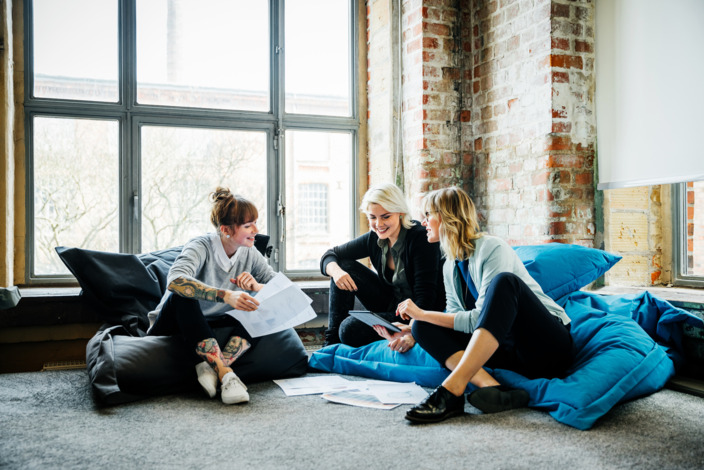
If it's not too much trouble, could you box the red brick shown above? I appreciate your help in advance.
[474,138,483,151]
[424,22,451,37]
[575,40,593,53]
[552,107,568,118]
[547,154,584,168]
[423,37,439,50]
[552,121,571,133]
[548,221,567,236]
[550,54,583,69]
[575,172,593,185]
[552,71,569,83]
[544,136,571,151]
[460,110,472,122]
[473,80,481,93]
[551,3,570,18]
[551,37,570,51]
[687,190,695,204]
[443,67,461,80]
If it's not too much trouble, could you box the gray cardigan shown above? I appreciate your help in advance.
[447,235,571,333]
[147,233,277,329]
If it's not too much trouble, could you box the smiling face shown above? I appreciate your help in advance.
[366,203,402,244]
[221,220,259,253]
[421,210,441,243]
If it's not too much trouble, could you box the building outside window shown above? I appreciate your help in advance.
[674,181,704,287]
[24,0,358,282]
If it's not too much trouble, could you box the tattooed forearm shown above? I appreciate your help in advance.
[168,277,227,303]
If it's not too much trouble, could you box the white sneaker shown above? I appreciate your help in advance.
[195,361,217,398]
[221,371,249,405]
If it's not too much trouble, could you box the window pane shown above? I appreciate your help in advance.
[141,126,268,252]
[686,180,704,276]
[33,0,118,102]
[136,0,269,111]
[285,130,352,270]
[285,0,351,116]
[33,117,119,275]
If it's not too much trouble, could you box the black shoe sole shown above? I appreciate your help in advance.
[467,387,529,414]
[404,409,464,424]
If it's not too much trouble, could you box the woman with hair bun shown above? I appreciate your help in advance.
[320,183,445,350]
[147,187,276,405]
[400,186,574,423]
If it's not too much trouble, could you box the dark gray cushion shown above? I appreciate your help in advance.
[88,324,308,405]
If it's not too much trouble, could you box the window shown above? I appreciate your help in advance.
[673,181,704,287]
[25,0,358,282]
[298,184,328,232]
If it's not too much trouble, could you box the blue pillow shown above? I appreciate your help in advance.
[513,244,621,300]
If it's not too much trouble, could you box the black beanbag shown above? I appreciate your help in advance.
[57,235,309,405]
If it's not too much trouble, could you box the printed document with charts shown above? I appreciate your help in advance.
[226,272,316,337]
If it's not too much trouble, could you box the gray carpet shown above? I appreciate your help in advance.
[1,369,703,469]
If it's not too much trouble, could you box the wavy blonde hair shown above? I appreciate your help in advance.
[421,186,482,259]
[360,183,414,229]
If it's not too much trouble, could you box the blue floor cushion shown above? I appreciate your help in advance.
[309,291,702,430]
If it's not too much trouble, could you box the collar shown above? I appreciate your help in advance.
[376,225,407,251]
[209,232,239,271]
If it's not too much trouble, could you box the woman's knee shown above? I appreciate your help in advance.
[489,272,521,290]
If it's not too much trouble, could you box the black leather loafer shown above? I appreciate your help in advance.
[405,385,464,423]
[467,385,529,414]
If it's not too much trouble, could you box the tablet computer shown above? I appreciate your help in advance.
[349,310,402,333]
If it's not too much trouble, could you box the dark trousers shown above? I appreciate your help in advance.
[326,259,407,347]
[148,293,255,357]
[413,272,573,379]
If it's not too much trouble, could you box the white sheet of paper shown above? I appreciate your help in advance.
[226,273,316,337]
[363,382,428,404]
[274,375,354,396]
[321,390,400,410]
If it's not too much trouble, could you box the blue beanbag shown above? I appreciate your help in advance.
[513,244,622,301]
[309,291,702,430]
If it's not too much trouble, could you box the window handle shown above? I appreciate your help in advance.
[132,192,139,220]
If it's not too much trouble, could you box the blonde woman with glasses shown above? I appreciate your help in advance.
[400,186,573,423]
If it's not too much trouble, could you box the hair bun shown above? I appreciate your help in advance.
[210,187,232,202]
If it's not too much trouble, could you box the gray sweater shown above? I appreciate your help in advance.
[447,235,571,333]
[147,233,277,329]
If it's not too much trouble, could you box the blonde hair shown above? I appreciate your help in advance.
[360,183,414,229]
[209,187,258,231]
[421,186,482,260]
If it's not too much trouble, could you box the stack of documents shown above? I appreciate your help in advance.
[227,273,316,337]
[274,375,428,410]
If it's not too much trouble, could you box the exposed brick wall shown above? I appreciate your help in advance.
[368,0,598,245]
[467,0,596,245]
[400,0,470,209]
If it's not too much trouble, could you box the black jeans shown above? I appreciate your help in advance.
[326,259,407,347]
[149,293,255,356]
[413,272,573,379]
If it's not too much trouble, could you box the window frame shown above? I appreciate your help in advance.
[23,0,359,284]
[672,182,704,288]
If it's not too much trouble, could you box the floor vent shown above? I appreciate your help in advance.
[42,360,86,371]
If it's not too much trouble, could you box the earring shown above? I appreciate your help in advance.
[226,234,231,238]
